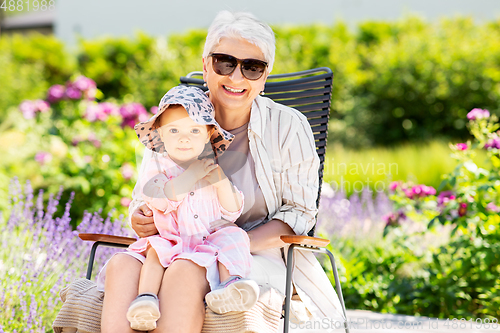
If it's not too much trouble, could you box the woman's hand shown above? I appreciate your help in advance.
[131,204,158,237]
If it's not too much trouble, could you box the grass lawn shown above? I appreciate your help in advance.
[323,139,486,195]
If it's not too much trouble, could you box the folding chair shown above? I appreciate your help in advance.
[79,67,349,333]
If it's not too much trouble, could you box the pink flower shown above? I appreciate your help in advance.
[486,202,500,213]
[150,106,159,115]
[100,102,119,116]
[389,181,400,191]
[65,86,82,100]
[87,133,101,148]
[35,99,50,112]
[456,143,468,151]
[383,211,406,227]
[484,135,500,150]
[34,151,52,165]
[73,76,96,92]
[19,100,37,119]
[71,136,83,146]
[84,104,103,122]
[73,76,97,100]
[47,84,65,103]
[467,108,490,121]
[405,184,436,199]
[120,103,149,129]
[437,191,456,206]
[458,203,467,217]
[121,163,135,180]
[120,197,132,207]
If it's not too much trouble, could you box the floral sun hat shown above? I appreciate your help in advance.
[134,85,234,158]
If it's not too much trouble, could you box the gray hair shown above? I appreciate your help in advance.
[203,11,276,73]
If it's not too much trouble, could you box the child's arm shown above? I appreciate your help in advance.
[204,166,243,213]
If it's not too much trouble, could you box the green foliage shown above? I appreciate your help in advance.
[3,17,500,148]
[348,109,500,318]
[0,33,76,85]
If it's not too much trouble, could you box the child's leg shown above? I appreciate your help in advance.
[206,228,259,314]
[218,261,231,283]
[138,246,165,295]
[127,246,163,331]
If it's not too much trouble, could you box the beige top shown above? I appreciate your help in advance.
[218,122,269,231]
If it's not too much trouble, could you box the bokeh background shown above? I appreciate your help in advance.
[1,1,500,331]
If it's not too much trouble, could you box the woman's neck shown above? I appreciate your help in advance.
[215,106,251,131]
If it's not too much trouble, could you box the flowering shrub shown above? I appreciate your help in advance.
[1,75,153,223]
[0,179,131,332]
[379,108,500,318]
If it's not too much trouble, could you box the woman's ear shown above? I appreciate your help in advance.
[202,57,208,82]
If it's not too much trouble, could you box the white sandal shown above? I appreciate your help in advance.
[205,276,260,314]
[126,293,161,331]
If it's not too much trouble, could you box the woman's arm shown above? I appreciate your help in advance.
[247,219,294,253]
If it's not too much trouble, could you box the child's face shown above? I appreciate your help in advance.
[157,105,211,165]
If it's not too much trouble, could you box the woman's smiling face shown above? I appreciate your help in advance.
[203,37,268,117]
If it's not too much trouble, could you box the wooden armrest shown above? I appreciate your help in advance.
[280,235,330,248]
[78,233,137,246]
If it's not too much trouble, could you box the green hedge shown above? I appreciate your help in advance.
[1,17,500,147]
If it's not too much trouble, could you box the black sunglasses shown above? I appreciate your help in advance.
[209,53,268,80]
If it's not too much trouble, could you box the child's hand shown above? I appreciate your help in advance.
[187,158,219,181]
[203,165,228,188]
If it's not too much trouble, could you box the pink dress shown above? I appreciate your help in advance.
[127,154,252,281]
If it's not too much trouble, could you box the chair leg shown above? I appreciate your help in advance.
[324,249,350,333]
[283,244,297,333]
[283,245,350,333]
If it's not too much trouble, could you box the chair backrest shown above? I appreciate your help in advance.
[180,68,333,228]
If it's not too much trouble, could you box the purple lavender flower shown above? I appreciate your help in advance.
[467,108,490,121]
[34,151,52,165]
[47,84,65,104]
[3,179,131,331]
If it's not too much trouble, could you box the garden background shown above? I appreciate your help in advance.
[1,15,500,331]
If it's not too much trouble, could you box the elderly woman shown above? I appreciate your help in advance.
[100,11,345,333]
